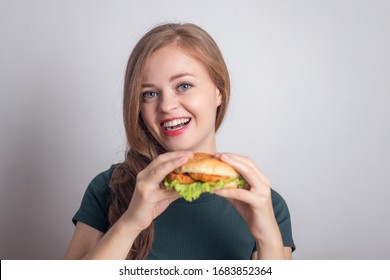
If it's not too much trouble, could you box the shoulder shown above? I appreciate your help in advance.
[89,164,117,190]
[85,164,119,205]
[270,188,292,222]
[270,188,296,251]
[82,165,117,202]
[86,164,117,196]
[72,164,118,233]
[271,189,288,209]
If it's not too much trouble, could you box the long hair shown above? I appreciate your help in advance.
[108,23,231,259]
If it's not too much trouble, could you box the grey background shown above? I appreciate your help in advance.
[1,0,389,259]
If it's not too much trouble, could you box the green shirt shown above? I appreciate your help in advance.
[73,165,295,259]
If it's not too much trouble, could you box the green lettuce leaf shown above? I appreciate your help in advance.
[164,176,246,202]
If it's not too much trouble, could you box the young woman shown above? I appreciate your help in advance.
[64,23,295,260]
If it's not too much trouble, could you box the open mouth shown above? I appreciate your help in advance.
[162,118,191,131]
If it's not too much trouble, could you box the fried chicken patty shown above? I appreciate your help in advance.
[166,172,230,184]
[166,173,195,184]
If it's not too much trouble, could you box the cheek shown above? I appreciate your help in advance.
[140,106,156,128]
[185,94,218,120]
[182,97,205,119]
[186,97,203,110]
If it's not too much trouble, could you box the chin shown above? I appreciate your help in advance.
[158,131,215,152]
[164,144,196,152]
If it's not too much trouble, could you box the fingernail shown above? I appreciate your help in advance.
[221,154,229,160]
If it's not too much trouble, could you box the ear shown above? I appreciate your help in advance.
[216,88,222,107]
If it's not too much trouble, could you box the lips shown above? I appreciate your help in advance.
[160,117,191,136]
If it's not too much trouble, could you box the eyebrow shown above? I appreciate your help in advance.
[141,73,195,88]
[169,72,195,82]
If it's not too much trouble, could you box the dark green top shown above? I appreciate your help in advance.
[73,165,295,259]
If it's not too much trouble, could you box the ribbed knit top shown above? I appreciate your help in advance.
[72,165,295,259]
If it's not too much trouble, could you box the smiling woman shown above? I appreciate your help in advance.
[140,44,222,151]
[64,23,295,260]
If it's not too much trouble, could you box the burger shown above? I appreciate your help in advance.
[164,153,246,202]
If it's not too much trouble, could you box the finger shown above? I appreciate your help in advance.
[138,151,193,184]
[143,181,180,198]
[215,153,271,188]
[214,188,258,206]
[154,194,180,218]
[215,153,263,180]
[217,154,264,189]
[146,182,181,203]
[149,188,180,219]
[146,151,193,172]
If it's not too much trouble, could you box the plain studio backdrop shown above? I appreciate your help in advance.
[1,0,389,260]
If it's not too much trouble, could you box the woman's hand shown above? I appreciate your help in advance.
[122,151,193,233]
[64,151,193,260]
[213,153,288,259]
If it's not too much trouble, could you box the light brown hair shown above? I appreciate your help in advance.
[108,23,231,259]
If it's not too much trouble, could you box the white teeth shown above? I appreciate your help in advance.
[163,118,190,129]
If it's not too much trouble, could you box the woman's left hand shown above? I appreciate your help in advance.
[213,153,272,237]
[213,153,287,259]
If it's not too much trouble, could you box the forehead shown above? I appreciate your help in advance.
[142,44,207,82]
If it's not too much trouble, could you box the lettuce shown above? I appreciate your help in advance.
[164,177,246,202]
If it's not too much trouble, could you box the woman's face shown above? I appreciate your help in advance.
[140,44,222,153]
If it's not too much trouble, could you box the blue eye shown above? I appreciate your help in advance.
[178,83,192,91]
[142,91,158,100]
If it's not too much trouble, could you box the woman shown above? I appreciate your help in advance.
[64,23,295,260]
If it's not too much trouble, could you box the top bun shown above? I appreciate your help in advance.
[175,153,239,177]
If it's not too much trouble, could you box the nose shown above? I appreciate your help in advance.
[158,91,179,113]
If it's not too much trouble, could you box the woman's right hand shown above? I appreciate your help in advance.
[64,151,193,260]
[122,151,193,232]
